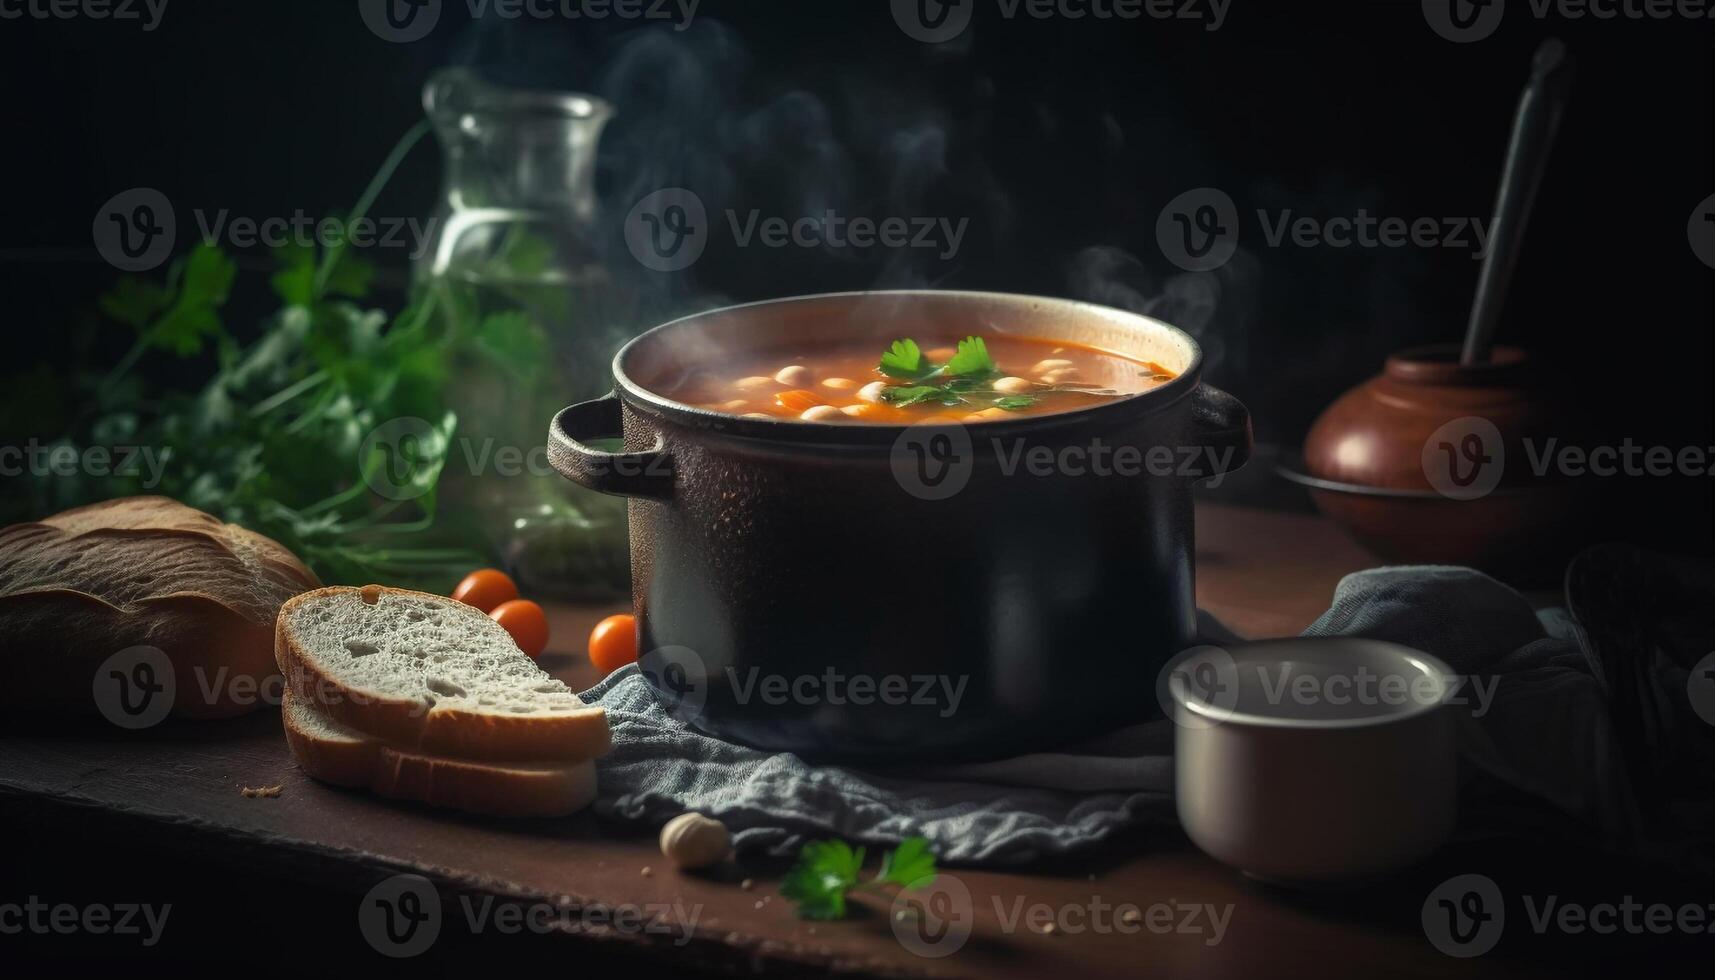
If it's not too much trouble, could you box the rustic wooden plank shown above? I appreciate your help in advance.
[1,505,1541,977]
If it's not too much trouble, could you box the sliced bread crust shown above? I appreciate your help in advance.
[282,690,597,818]
[279,686,381,787]
[275,585,610,763]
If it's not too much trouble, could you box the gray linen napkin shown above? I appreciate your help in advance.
[582,663,1179,864]
[581,567,1635,866]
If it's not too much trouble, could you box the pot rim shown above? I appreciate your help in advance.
[1169,638,1456,731]
[608,289,1207,444]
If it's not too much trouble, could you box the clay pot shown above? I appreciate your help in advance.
[1295,344,1589,583]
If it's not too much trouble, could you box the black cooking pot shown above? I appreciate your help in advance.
[549,291,1250,761]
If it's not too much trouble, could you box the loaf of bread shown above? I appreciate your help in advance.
[0,497,320,720]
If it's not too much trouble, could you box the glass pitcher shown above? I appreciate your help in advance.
[419,67,633,600]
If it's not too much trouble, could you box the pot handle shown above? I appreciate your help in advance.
[1185,383,1253,480]
[548,394,674,500]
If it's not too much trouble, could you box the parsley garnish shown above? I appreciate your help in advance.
[780,837,938,920]
[880,384,962,408]
[943,336,998,379]
[879,339,934,381]
[873,336,1034,413]
[878,336,996,383]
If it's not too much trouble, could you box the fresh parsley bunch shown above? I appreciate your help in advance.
[1,123,554,592]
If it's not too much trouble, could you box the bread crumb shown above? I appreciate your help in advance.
[1120,908,1142,926]
[1042,923,1057,935]
[640,866,653,877]
[739,878,755,891]
[754,900,765,910]
[241,785,282,798]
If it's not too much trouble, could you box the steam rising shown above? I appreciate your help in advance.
[451,18,1235,368]
[1067,246,1250,371]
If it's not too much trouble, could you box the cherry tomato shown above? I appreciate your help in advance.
[588,614,638,675]
[490,599,549,659]
[451,568,518,614]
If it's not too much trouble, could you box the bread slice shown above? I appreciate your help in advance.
[276,585,610,763]
[282,690,596,818]
[0,496,320,720]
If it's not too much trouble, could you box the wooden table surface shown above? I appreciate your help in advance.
[0,505,1579,976]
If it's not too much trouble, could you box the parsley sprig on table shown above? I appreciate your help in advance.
[780,837,938,920]
[876,336,1040,411]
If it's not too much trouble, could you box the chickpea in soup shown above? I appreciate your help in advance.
[673,335,1177,424]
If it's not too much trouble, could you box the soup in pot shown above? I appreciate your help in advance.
[663,335,1177,423]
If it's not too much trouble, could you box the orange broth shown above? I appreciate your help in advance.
[661,336,1177,424]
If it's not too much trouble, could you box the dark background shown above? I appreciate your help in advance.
[1,0,1711,549]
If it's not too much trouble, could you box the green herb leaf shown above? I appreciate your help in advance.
[354,410,458,505]
[270,243,317,307]
[943,377,992,393]
[879,338,932,380]
[178,243,238,306]
[944,336,998,378]
[995,395,1039,411]
[781,839,867,921]
[99,276,174,330]
[490,228,555,279]
[270,264,316,308]
[881,385,958,408]
[146,244,237,355]
[876,837,937,889]
[322,251,375,300]
[473,311,549,382]
[273,243,373,305]
[782,838,939,920]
